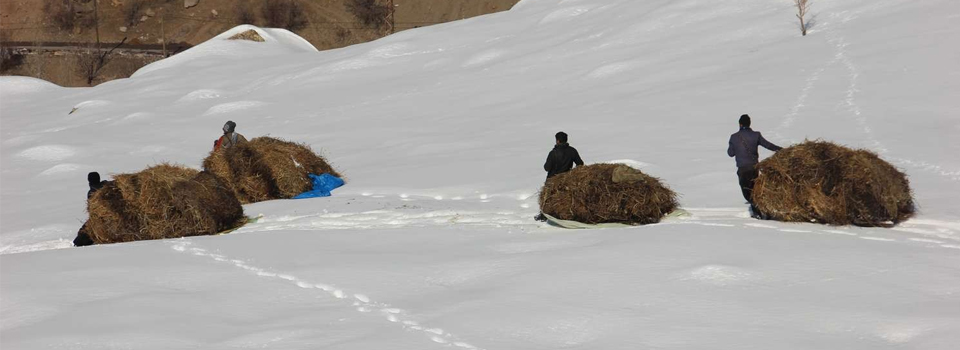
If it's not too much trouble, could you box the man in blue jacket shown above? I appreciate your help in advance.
[727,114,782,214]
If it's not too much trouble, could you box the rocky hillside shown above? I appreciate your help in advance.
[0,0,518,86]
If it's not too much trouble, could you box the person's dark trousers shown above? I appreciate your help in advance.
[737,164,760,204]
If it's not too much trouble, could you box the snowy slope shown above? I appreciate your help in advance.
[2,0,960,348]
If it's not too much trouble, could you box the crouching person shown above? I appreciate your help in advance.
[74,171,107,247]
[214,120,248,152]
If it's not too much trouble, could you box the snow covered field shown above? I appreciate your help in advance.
[2,0,959,348]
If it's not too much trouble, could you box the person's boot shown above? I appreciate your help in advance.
[534,213,548,222]
[749,205,767,220]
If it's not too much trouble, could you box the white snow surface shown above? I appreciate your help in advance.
[2,0,960,348]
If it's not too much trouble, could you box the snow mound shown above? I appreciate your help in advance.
[0,76,60,96]
[132,25,318,78]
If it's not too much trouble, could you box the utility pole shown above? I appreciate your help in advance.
[94,0,102,55]
[389,0,395,34]
[160,12,167,57]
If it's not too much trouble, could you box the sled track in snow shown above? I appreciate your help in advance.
[233,193,960,251]
[672,208,960,250]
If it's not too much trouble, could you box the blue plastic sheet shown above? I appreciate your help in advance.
[292,173,344,199]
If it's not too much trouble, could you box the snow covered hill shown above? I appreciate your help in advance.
[2,0,959,349]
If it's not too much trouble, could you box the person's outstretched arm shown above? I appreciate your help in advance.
[573,149,584,167]
[758,133,783,152]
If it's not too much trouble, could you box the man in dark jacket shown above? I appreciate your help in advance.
[74,172,107,247]
[727,114,782,214]
[536,132,585,221]
[544,131,584,179]
[86,171,105,199]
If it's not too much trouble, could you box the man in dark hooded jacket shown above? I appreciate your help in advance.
[727,114,782,215]
[214,120,248,151]
[544,131,584,179]
[74,172,107,247]
[536,132,585,221]
[85,171,105,199]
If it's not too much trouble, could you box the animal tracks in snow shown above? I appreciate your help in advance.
[169,241,483,349]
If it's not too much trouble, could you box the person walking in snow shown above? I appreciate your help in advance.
[727,114,782,217]
[536,132,585,221]
[74,172,108,247]
[214,120,248,152]
[544,131,585,179]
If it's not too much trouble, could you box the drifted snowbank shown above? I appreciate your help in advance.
[132,25,318,77]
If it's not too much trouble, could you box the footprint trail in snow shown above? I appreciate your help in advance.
[169,240,484,350]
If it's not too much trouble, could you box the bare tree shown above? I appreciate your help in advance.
[32,39,47,80]
[262,1,308,32]
[77,38,127,85]
[795,0,811,36]
[124,0,145,27]
[45,0,78,30]
[0,48,26,73]
[335,27,351,44]
[347,0,391,32]
[44,0,95,31]
[238,7,257,25]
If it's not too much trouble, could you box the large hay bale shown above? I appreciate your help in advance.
[85,164,245,244]
[753,141,914,226]
[539,164,679,225]
[202,137,342,204]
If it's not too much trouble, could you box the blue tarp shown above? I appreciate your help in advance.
[292,173,344,199]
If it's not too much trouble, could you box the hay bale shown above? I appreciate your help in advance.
[539,164,679,225]
[753,141,914,226]
[228,29,265,42]
[85,164,245,244]
[202,137,342,204]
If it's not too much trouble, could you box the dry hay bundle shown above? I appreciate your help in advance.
[753,141,914,226]
[85,164,245,244]
[202,137,342,204]
[539,164,679,225]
